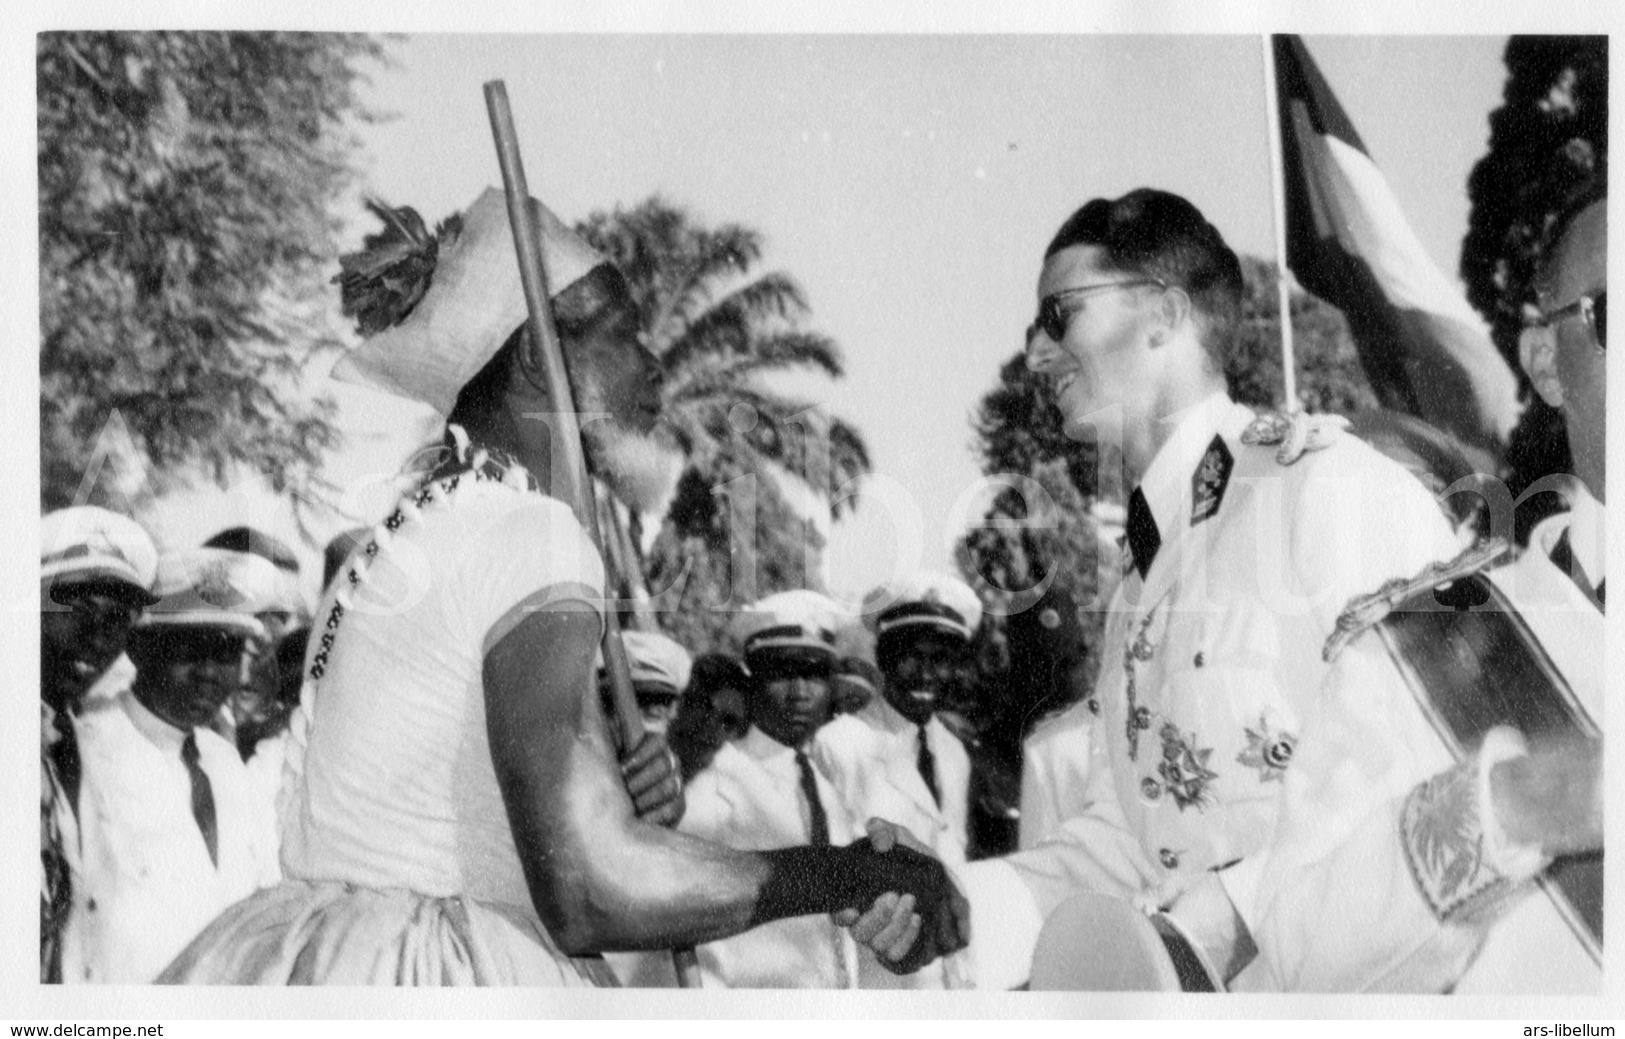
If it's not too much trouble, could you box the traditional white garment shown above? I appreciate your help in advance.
[815,697,973,988]
[1019,697,1097,851]
[956,394,1466,991]
[158,445,612,986]
[61,686,280,983]
[615,726,861,988]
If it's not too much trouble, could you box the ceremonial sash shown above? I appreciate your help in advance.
[1372,571,1601,962]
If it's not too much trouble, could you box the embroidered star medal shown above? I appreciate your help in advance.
[1157,721,1218,811]
[1190,436,1233,526]
[1237,715,1297,783]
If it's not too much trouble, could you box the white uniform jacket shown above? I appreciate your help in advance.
[62,688,281,983]
[957,394,1463,991]
[1244,491,1604,993]
[1019,697,1098,851]
[815,697,973,988]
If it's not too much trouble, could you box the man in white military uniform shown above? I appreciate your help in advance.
[624,591,862,988]
[844,188,1463,991]
[1231,189,1606,993]
[817,571,981,989]
[63,548,284,982]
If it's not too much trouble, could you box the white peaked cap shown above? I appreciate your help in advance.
[139,548,283,639]
[734,589,844,664]
[608,629,694,695]
[41,506,160,603]
[332,187,607,417]
[867,571,983,643]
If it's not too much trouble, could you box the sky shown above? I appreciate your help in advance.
[300,31,1512,601]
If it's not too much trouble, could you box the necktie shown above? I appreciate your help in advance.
[181,734,219,868]
[917,725,941,808]
[794,749,830,846]
[1550,528,1606,613]
[1126,485,1161,581]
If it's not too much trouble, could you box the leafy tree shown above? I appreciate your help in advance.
[1461,35,1606,536]
[39,31,386,512]
[575,198,873,653]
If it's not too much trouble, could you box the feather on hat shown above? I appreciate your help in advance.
[331,188,606,416]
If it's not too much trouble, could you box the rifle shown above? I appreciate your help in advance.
[484,80,703,990]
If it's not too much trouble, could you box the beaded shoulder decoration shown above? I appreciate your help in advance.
[306,425,543,683]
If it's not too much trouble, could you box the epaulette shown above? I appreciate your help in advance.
[1240,410,1350,466]
[1322,537,1512,663]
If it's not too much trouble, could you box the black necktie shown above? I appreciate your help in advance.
[1126,486,1161,581]
[181,734,219,868]
[916,725,941,808]
[1550,528,1605,613]
[794,749,830,846]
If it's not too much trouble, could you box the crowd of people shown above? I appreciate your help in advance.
[39,177,1604,993]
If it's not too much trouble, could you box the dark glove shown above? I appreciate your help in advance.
[752,839,970,972]
[620,731,685,828]
[845,839,968,975]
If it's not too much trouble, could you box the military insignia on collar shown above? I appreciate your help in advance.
[1157,722,1218,810]
[1190,436,1233,526]
[1237,715,1297,783]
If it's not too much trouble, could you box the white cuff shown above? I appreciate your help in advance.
[1475,726,1549,882]
[950,857,1045,990]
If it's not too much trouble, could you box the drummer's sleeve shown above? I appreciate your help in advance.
[952,717,1157,990]
[1222,639,1548,991]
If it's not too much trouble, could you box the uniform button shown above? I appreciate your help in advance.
[1158,848,1180,870]
[1193,651,1205,668]
[1132,637,1155,662]
[1133,706,1153,730]
[1087,698,1101,715]
[1140,777,1163,801]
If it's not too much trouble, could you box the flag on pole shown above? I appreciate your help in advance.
[1271,34,1520,457]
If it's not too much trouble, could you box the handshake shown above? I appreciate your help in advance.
[753,819,969,974]
[833,820,971,974]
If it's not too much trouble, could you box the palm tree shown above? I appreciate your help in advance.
[576,197,872,652]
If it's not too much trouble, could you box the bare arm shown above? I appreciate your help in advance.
[484,602,965,956]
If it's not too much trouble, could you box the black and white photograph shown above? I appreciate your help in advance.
[14,0,1617,1025]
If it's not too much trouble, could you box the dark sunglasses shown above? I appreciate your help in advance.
[1034,278,1166,343]
[1530,291,1606,353]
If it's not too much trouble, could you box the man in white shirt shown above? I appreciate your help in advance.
[62,547,284,983]
[618,590,862,987]
[40,506,161,983]
[818,571,982,988]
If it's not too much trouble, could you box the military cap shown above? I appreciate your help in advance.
[606,629,694,696]
[138,548,284,640]
[203,524,307,617]
[734,590,843,671]
[332,188,607,417]
[41,506,160,606]
[868,571,983,645]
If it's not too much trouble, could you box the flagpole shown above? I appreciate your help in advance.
[1261,34,1300,413]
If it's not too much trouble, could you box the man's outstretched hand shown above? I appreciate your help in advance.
[834,818,971,974]
[620,731,685,828]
